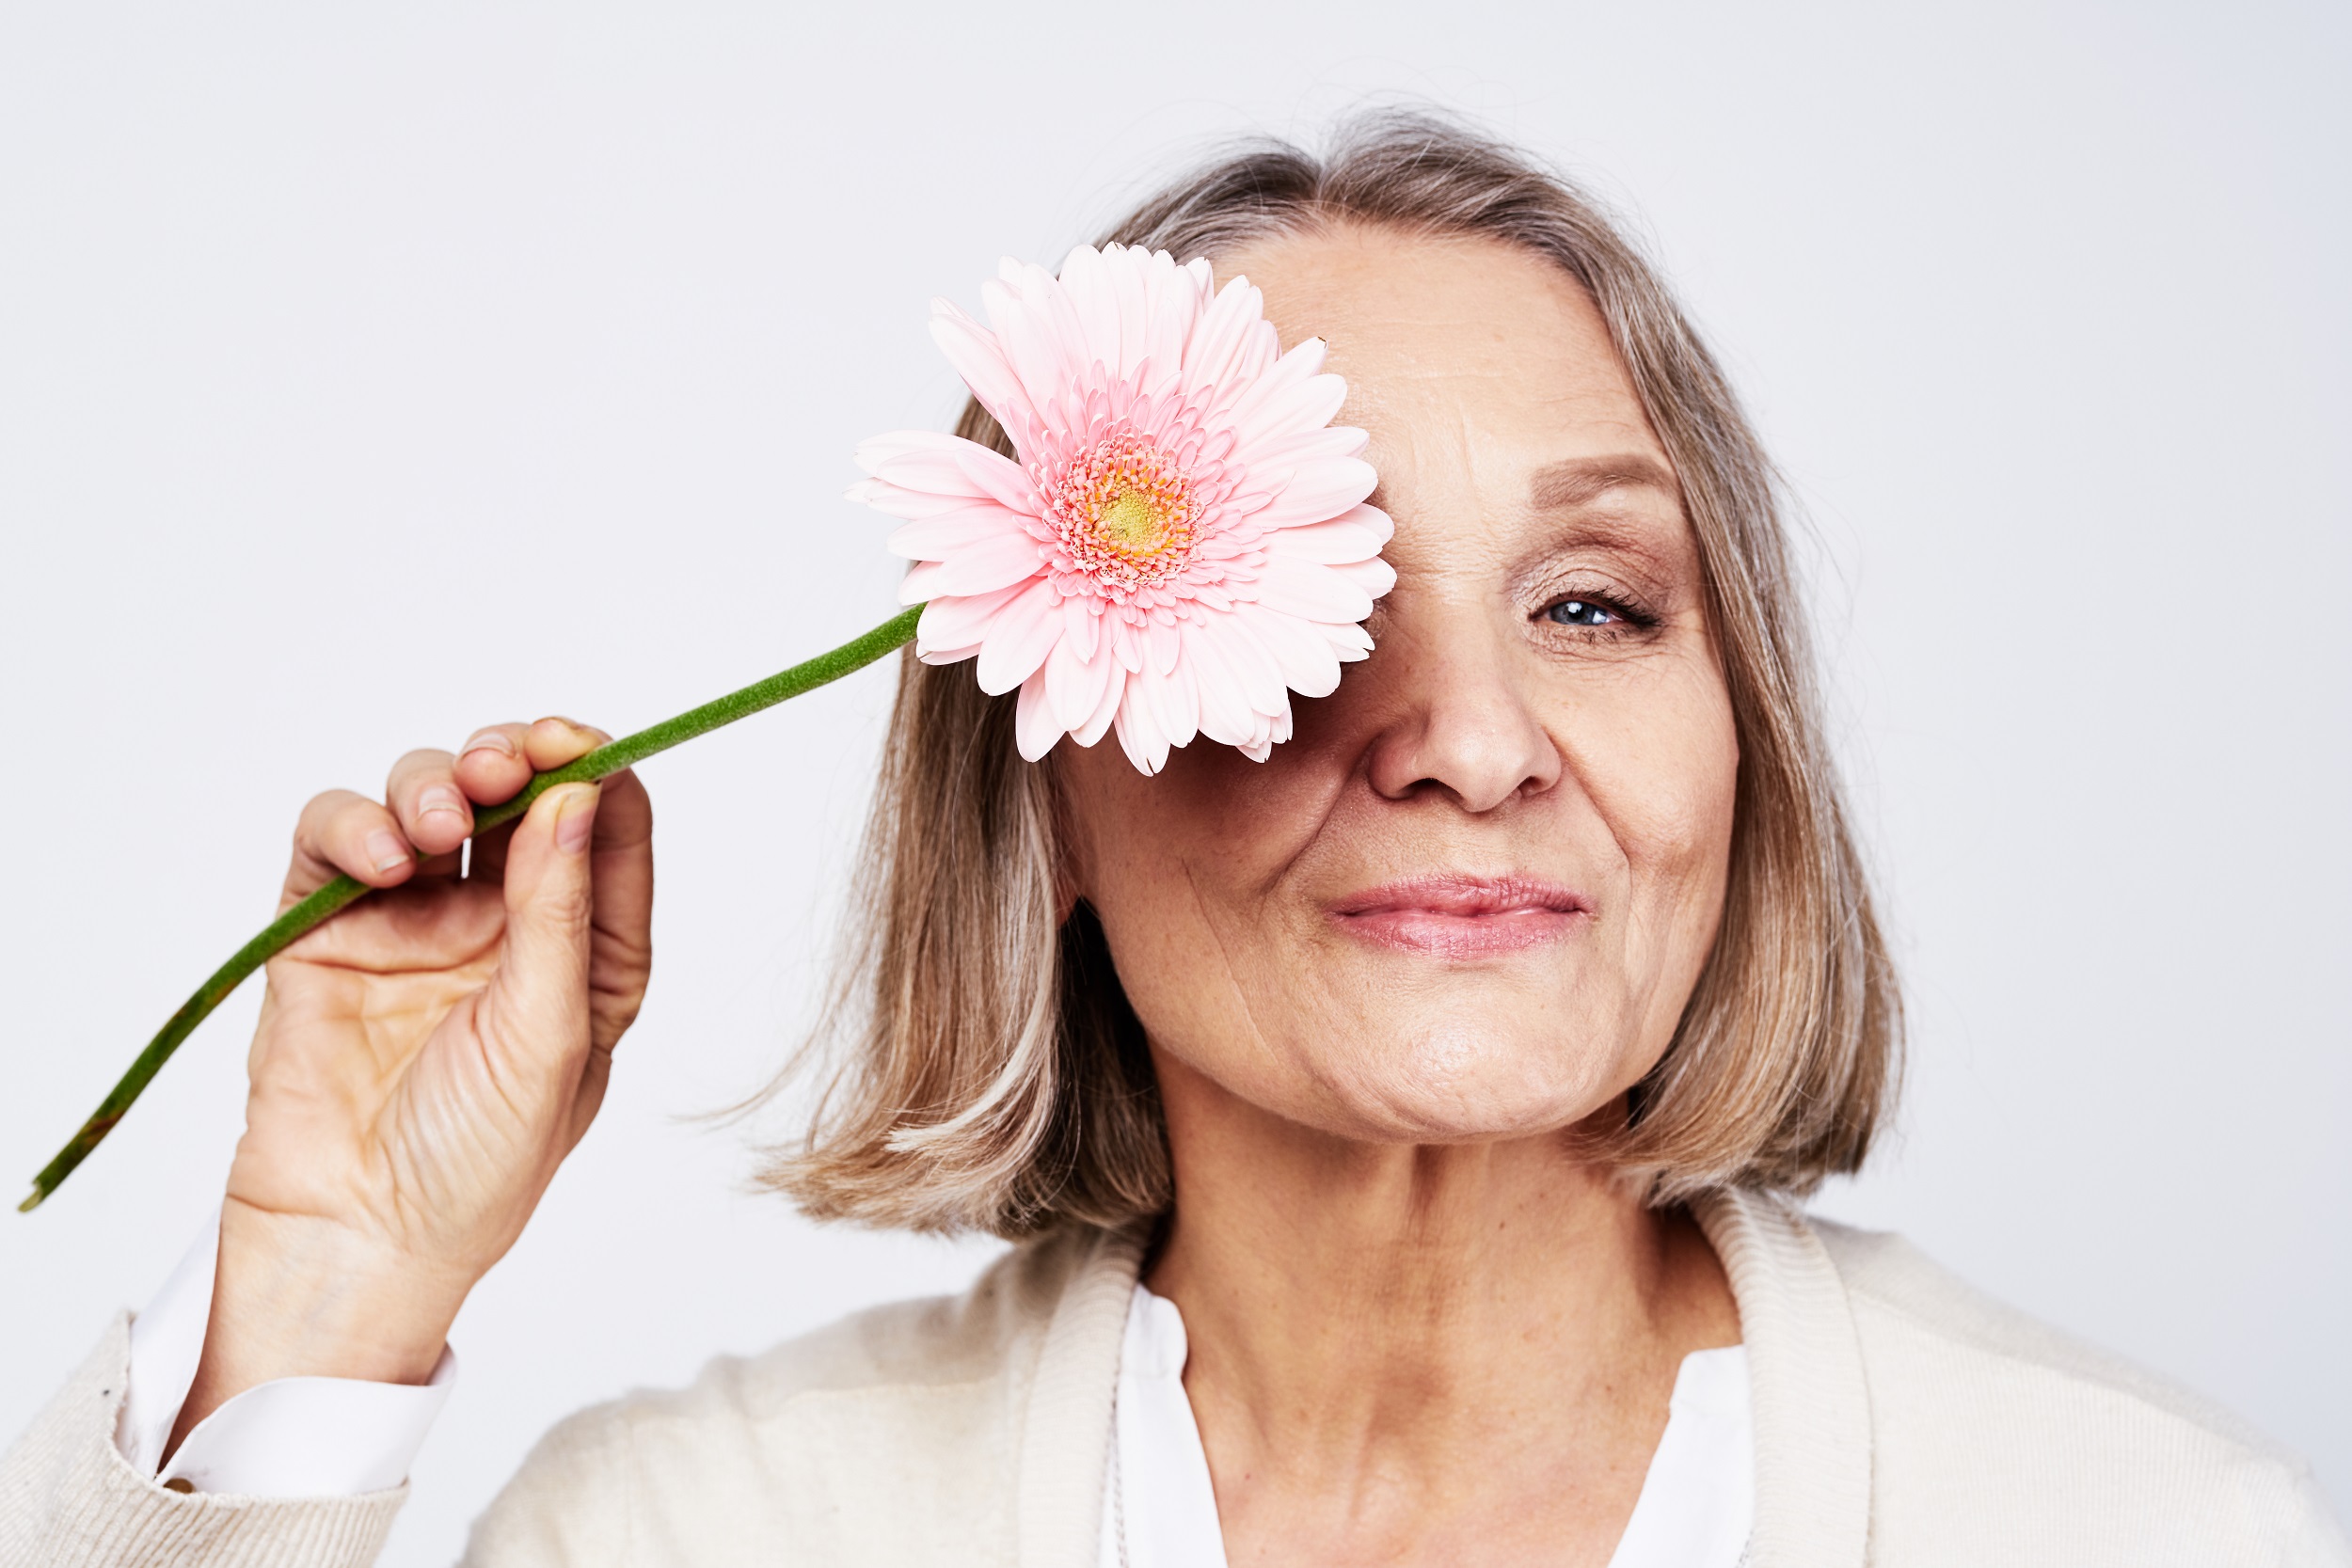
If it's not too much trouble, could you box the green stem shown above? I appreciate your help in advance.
[19,604,922,1213]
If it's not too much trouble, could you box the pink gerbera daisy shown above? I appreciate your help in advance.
[849,243,1395,774]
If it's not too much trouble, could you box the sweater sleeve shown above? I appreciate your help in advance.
[2278,1466,2352,1568]
[0,1315,405,1568]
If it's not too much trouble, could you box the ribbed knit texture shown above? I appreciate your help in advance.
[0,1314,403,1568]
[3,1196,2344,1566]
[1692,1191,1871,1567]
[1014,1225,1147,1568]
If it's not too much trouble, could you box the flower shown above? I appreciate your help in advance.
[850,243,1395,774]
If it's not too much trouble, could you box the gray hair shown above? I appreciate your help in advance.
[757,110,1902,1237]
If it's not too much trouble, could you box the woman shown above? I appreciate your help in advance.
[5,115,2342,1568]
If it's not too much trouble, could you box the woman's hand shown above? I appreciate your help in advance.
[171,719,654,1448]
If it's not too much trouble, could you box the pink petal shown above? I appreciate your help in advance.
[1074,667,1124,747]
[987,271,1082,425]
[856,480,992,521]
[1224,424,1370,478]
[887,502,1037,561]
[1246,457,1378,531]
[1114,697,1167,776]
[1254,508,1392,565]
[898,560,947,606]
[1182,623,1268,746]
[1044,635,1117,733]
[1182,277,1266,400]
[1212,335,1322,428]
[1060,593,1100,661]
[973,578,1063,695]
[1327,555,1399,599]
[1134,251,1194,393]
[926,529,1049,597]
[917,581,1029,652]
[858,434,1040,526]
[1015,669,1063,761]
[1107,244,1152,383]
[1056,245,1126,383]
[1232,366,1349,451]
[1235,602,1343,698]
[929,306,1039,448]
[1146,615,1182,675]
[948,444,1041,515]
[1143,657,1200,750]
[1251,556,1376,625]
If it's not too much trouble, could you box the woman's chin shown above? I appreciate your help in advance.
[1300,1022,1642,1145]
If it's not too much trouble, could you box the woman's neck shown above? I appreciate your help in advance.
[1144,1052,1740,1567]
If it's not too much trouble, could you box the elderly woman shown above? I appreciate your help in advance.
[5,116,2343,1568]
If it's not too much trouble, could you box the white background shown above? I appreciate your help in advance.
[3,3,2344,1560]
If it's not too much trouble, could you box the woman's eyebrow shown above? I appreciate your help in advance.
[1529,454,1681,510]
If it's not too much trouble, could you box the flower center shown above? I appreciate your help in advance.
[1094,489,1170,553]
[1045,428,1200,592]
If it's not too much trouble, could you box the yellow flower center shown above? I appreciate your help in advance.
[1045,427,1201,592]
[1094,489,1171,554]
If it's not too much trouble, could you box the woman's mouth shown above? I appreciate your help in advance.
[1328,875,1594,958]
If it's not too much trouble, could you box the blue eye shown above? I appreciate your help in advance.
[1546,598,1616,627]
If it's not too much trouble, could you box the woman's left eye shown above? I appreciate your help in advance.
[1545,598,1617,627]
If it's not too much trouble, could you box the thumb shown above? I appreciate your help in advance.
[484,782,603,1061]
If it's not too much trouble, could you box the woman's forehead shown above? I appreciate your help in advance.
[1226,224,1665,473]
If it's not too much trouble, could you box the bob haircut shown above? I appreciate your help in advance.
[761,111,1901,1238]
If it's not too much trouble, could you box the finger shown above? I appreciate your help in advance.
[453,723,534,806]
[582,766,654,1054]
[469,719,614,884]
[283,789,419,908]
[386,749,472,859]
[476,782,603,1093]
[520,716,611,774]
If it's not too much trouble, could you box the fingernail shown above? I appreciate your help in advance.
[366,830,411,873]
[461,729,515,758]
[418,784,467,822]
[554,785,599,853]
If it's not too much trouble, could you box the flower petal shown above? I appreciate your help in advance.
[1251,556,1376,624]
[930,305,1039,450]
[863,243,1403,776]
[1182,624,1257,747]
[916,581,1028,654]
[1247,457,1378,531]
[973,578,1064,695]
[1256,505,1393,564]
[1074,666,1124,747]
[886,502,1036,561]
[924,528,1049,597]
[1044,634,1117,733]
[1056,244,1127,382]
[1328,554,1399,599]
[1015,668,1063,761]
[1234,602,1343,699]
[1183,277,1273,401]
[1114,683,1168,775]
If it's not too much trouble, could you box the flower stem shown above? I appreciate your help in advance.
[18,604,922,1213]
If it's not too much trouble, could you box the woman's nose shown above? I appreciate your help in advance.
[1361,611,1562,813]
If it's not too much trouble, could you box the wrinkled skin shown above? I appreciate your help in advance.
[1058,225,1745,1566]
[186,222,1744,1567]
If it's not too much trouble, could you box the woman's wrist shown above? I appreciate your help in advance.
[172,1198,470,1447]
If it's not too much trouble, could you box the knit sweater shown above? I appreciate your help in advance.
[3,1190,2344,1567]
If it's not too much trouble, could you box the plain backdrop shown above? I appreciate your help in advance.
[3,3,2345,1560]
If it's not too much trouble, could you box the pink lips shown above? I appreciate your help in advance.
[1329,875,1594,958]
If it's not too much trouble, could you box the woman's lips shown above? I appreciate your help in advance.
[1328,875,1594,958]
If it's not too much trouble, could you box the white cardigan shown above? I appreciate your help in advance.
[3,1189,2344,1567]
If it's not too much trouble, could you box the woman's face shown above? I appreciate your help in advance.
[1058,226,1740,1145]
